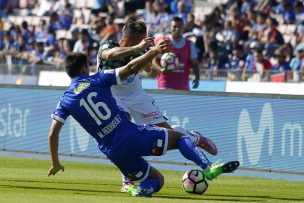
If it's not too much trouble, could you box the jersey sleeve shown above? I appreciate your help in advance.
[97,69,122,86]
[51,100,70,124]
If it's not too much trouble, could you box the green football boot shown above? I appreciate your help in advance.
[204,160,240,181]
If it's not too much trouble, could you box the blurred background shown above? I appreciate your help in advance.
[0,0,304,86]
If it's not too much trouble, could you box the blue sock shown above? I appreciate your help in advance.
[138,178,160,194]
[178,136,212,169]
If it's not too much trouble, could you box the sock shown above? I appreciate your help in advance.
[122,174,132,184]
[178,136,212,169]
[138,178,160,194]
[171,125,198,144]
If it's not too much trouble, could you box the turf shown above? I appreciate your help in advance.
[0,157,303,203]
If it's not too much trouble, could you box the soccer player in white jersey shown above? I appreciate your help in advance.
[48,47,239,197]
[97,21,218,192]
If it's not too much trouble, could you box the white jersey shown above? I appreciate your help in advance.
[111,73,144,99]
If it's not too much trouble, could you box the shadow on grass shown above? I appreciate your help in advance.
[0,183,120,195]
[1,181,303,202]
[156,193,304,202]
[1,178,121,187]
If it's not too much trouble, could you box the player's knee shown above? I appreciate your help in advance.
[158,173,164,189]
[155,122,172,129]
[167,130,184,150]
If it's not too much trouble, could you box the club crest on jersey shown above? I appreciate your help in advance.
[73,82,90,94]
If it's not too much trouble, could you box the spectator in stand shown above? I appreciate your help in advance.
[69,28,79,49]
[240,0,252,15]
[242,41,262,81]
[227,44,245,81]
[184,13,199,32]
[59,4,73,30]
[100,16,116,42]
[91,0,113,16]
[262,18,284,57]
[184,13,205,61]
[150,0,171,34]
[249,11,267,41]
[280,1,296,24]
[248,48,272,81]
[173,0,188,23]
[73,29,91,53]
[271,48,290,74]
[171,0,193,15]
[153,17,200,90]
[54,38,72,66]
[295,1,304,24]
[221,20,240,53]
[290,47,304,82]
[35,19,48,42]
[73,29,96,65]
[48,12,62,32]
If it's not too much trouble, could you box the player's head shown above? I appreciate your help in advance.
[170,17,184,40]
[64,52,89,78]
[120,21,147,47]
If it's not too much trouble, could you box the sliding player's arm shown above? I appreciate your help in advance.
[117,39,172,80]
[100,37,155,60]
[48,119,65,176]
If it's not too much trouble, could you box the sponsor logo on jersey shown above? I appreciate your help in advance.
[141,111,160,118]
[73,82,90,94]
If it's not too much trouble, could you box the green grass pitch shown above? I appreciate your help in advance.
[0,157,303,203]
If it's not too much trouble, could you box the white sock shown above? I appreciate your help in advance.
[171,125,199,144]
[122,174,131,183]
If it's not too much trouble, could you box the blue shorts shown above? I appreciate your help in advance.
[107,123,168,182]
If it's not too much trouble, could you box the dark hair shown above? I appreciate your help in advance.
[171,16,184,24]
[122,21,147,39]
[64,52,88,78]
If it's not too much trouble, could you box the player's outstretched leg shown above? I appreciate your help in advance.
[171,125,218,155]
[203,160,240,181]
[165,129,212,169]
[167,130,239,180]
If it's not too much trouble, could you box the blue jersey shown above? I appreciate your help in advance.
[51,69,169,181]
[52,69,129,154]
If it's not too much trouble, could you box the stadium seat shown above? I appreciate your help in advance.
[75,0,86,9]
[86,0,94,8]
[56,30,68,40]
[285,25,296,35]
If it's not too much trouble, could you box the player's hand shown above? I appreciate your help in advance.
[154,39,173,54]
[48,163,64,177]
[137,37,155,51]
[192,78,199,89]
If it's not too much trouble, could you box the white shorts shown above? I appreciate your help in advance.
[114,92,167,125]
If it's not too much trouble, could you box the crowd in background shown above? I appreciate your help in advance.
[0,0,304,82]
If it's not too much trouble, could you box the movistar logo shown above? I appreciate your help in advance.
[237,103,274,165]
[237,102,303,166]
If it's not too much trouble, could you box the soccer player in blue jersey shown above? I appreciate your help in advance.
[97,21,218,191]
[48,43,239,197]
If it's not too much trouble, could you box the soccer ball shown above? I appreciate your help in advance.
[182,169,208,195]
[160,52,179,73]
